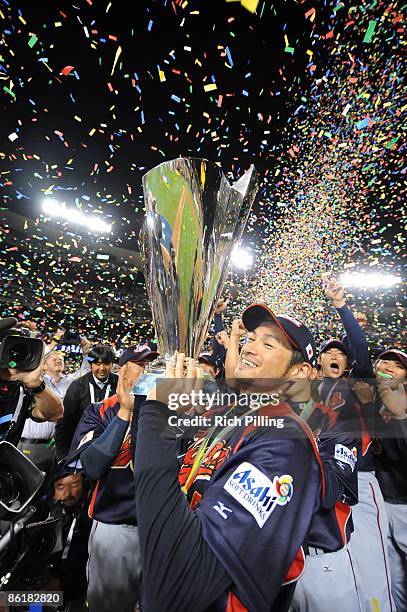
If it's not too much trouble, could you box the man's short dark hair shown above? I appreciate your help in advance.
[288,349,304,368]
[88,344,115,364]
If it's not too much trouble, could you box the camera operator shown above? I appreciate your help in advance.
[4,465,92,611]
[45,466,92,611]
[0,318,63,447]
[17,341,91,475]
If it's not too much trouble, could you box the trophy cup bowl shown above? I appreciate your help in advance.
[133,157,258,396]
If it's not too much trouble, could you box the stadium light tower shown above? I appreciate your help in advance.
[231,246,254,271]
[340,272,402,288]
[42,198,111,233]
[42,198,62,216]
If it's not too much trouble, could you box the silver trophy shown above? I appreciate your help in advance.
[133,157,258,395]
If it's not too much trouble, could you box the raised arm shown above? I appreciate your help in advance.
[9,362,63,422]
[81,367,134,480]
[65,336,91,383]
[326,278,372,376]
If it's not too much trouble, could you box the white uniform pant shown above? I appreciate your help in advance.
[385,501,407,612]
[348,471,395,611]
[87,520,141,612]
[291,545,363,611]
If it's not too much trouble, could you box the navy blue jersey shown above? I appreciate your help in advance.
[292,401,360,552]
[175,402,324,610]
[67,394,137,525]
[374,409,407,504]
[336,304,373,378]
[319,377,373,471]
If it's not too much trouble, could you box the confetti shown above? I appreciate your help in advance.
[0,0,403,350]
[363,20,377,44]
[203,83,217,92]
[240,0,259,14]
[28,34,37,47]
[60,65,74,75]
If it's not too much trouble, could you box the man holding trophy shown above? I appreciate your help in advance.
[131,158,324,611]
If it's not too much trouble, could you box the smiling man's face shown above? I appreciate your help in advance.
[376,358,406,382]
[234,321,295,392]
[91,359,113,381]
[320,348,348,378]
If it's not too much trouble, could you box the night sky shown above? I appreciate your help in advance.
[0,0,405,348]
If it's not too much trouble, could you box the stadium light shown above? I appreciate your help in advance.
[42,198,61,216]
[231,246,253,271]
[340,272,402,288]
[42,198,111,233]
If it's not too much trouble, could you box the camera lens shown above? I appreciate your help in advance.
[0,334,44,372]
[0,466,27,509]
[8,341,29,364]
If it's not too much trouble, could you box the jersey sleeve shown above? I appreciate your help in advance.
[194,433,321,610]
[317,430,358,506]
[336,304,373,377]
[319,399,361,505]
[65,402,106,468]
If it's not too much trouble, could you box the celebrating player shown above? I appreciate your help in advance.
[133,305,324,611]
[322,278,394,611]
[354,349,407,611]
[65,344,157,612]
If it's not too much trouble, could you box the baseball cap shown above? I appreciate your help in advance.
[242,304,317,368]
[49,459,76,486]
[377,349,407,370]
[198,352,217,367]
[319,339,351,360]
[118,344,158,367]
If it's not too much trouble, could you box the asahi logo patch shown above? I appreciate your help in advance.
[224,462,293,528]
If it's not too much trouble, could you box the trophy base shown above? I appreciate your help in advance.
[132,357,166,396]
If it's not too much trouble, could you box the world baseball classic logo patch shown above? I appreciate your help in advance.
[224,461,294,528]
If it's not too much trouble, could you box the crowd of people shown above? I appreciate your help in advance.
[0,276,405,612]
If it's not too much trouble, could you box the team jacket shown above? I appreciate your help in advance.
[373,401,407,504]
[291,400,360,552]
[173,402,324,610]
[319,377,373,471]
[67,394,139,525]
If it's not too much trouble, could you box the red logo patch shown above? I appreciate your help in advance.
[329,392,345,411]
[111,428,132,469]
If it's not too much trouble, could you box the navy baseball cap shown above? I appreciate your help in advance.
[119,344,158,367]
[319,339,351,360]
[242,304,317,368]
[50,459,76,486]
[378,349,407,370]
[198,352,217,367]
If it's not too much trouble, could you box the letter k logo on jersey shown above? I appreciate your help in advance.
[213,500,232,520]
